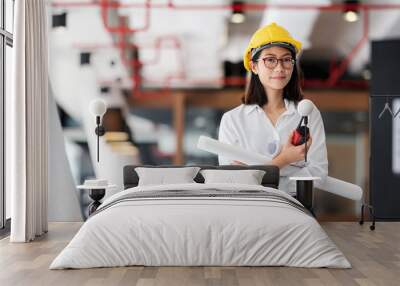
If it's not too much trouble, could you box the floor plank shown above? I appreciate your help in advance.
[0,222,399,286]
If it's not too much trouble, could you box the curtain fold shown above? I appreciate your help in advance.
[9,0,48,242]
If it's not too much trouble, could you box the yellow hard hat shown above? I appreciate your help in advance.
[243,22,302,71]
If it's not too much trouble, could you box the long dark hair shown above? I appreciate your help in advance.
[242,50,304,106]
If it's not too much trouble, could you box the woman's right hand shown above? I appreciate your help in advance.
[278,131,313,165]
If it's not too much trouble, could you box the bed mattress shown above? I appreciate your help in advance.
[50,183,350,269]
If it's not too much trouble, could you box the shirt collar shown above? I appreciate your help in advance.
[244,104,259,115]
[244,99,297,116]
[283,99,297,115]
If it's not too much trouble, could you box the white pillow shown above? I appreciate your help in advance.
[135,167,201,186]
[200,169,266,185]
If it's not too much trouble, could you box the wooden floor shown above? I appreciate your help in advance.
[0,222,399,286]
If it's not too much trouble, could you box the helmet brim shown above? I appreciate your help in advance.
[250,42,296,60]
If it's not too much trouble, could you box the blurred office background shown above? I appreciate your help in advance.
[3,0,400,224]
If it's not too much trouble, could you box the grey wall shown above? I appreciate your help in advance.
[48,85,82,222]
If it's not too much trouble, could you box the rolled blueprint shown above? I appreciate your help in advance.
[197,135,271,165]
[197,135,363,201]
[316,176,363,201]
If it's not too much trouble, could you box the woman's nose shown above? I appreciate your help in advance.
[273,60,285,72]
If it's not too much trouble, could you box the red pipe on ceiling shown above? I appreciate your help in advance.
[51,1,400,10]
[100,14,186,97]
[99,0,151,33]
[97,2,176,97]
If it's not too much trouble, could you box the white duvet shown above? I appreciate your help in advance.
[50,183,351,269]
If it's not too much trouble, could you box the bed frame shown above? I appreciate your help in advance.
[123,165,280,190]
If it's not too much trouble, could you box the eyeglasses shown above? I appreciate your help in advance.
[257,56,295,70]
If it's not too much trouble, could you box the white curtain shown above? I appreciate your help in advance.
[8,0,48,242]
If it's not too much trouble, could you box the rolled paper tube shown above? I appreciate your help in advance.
[198,136,363,201]
[316,176,363,201]
[197,135,271,165]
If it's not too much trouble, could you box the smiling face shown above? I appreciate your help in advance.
[250,46,295,92]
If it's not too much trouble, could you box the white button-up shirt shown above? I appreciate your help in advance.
[218,99,328,195]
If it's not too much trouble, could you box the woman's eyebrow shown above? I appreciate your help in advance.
[263,52,292,57]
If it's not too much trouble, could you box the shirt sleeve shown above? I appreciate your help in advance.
[218,113,239,165]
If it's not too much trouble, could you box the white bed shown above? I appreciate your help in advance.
[50,181,350,269]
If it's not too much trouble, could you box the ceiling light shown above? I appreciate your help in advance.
[230,1,245,24]
[344,11,358,22]
[343,0,359,23]
[231,13,245,24]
